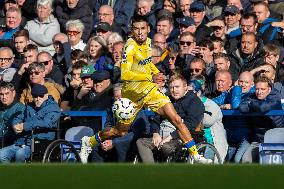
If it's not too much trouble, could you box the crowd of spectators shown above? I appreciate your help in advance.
[1,0,284,163]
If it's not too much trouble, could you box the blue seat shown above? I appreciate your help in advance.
[259,128,284,164]
[62,126,94,162]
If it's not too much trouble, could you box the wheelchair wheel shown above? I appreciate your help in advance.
[42,139,81,163]
[186,142,222,164]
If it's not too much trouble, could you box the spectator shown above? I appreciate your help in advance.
[65,19,86,51]
[188,75,228,163]
[94,1,137,36]
[262,43,284,84]
[207,18,226,40]
[136,72,204,163]
[188,58,206,79]
[0,84,61,163]
[73,70,113,111]
[20,62,64,104]
[106,32,123,53]
[189,1,212,43]
[61,60,87,111]
[239,76,284,163]
[213,70,233,98]
[224,5,241,36]
[210,36,226,54]
[198,39,215,77]
[253,2,283,45]
[156,16,179,44]
[11,44,38,94]
[0,7,23,40]
[90,83,150,162]
[52,33,72,74]
[95,22,113,41]
[229,32,264,77]
[96,5,122,36]
[179,0,192,17]
[0,47,16,82]
[84,36,113,72]
[13,29,29,68]
[0,82,25,148]
[111,41,124,67]
[175,31,197,70]
[177,16,197,34]
[24,0,60,55]
[37,51,64,85]
[55,0,93,42]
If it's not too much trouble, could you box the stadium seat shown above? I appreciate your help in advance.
[259,128,284,164]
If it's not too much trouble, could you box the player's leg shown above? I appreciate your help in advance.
[157,103,212,163]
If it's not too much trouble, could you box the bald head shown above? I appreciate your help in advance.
[215,70,232,92]
[238,71,254,93]
[99,5,114,25]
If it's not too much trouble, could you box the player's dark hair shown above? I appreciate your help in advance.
[131,14,149,27]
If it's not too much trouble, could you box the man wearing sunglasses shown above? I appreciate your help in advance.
[19,62,64,105]
[0,84,61,163]
[37,51,64,85]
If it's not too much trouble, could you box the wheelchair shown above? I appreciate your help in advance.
[133,140,223,164]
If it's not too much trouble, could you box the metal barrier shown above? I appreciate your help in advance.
[62,110,284,129]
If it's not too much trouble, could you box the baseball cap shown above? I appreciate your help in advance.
[80,65,95,78]
[91,70,110,81]
[31,84,48,97]
[224,5,240,14]
[190,1,205,12]
[177,16,195,27]
[95,22,112,32]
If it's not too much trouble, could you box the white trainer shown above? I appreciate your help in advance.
[79,136,92,164]
[193,154,213,164]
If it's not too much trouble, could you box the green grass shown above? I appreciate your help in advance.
[0,164,283,189]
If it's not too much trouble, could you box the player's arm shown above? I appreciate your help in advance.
[120,42,153,82]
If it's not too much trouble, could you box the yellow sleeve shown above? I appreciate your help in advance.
[150,62,160,75]
[120,40,153,82]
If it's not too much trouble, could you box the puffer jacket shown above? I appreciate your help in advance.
[12,96,61,146]
[239,88,284,143]
[213,85,255,109]
[0,101,25,139]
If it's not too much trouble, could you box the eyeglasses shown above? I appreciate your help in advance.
[190,68,202,73]
[32,94,45,98]
[99,13,111,16]
[39,60,51,66]
[0,57,12,62]
[180,41,192,46]
[29,71,42,75]
[67,31,81,36]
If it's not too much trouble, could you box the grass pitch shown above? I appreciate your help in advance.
[0,164,283,189]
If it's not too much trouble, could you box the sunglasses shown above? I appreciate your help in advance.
[29,71,42,75]
[67,31,81,36]
[39,60,50,66]
[180,41,192,46]
[169,56,175,60]
[224,12,236,17]
[32,94,45,98]
[190,68,202,73]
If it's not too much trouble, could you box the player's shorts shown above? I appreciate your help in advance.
[120,86,171,125]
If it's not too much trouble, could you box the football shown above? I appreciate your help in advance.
[112,98,136,120]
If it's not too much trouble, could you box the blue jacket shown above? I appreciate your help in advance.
[239,88,284,142]
[93,55,114,71]
[0,101,25,139]
[12,96,61,146]
[213,86,255,109]
[258,17,282,44]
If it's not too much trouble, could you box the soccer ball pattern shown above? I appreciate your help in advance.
[112,98,136,120]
